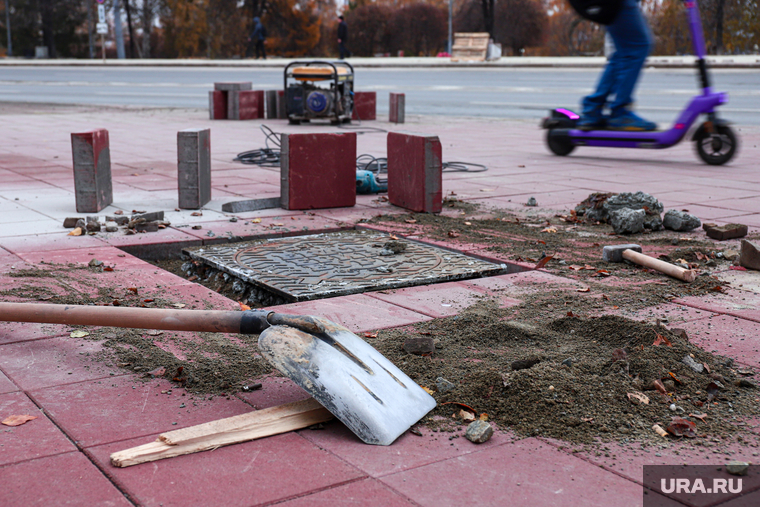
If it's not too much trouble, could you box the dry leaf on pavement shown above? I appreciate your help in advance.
[2,414,37,427]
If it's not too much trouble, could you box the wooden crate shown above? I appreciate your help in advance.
[451,32,490,62]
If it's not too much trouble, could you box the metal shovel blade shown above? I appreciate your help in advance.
[258,315,436,445]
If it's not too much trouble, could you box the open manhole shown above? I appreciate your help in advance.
[182,229,507,305]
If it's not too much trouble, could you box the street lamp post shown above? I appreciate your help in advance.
[448,0,452,55]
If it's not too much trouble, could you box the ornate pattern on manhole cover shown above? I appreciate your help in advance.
[184,230,505,302]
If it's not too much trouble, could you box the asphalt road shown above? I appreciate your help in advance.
[1,66,759,126]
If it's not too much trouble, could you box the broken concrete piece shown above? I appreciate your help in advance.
[739,239,760,270]
[703,223,748,241]
[663,210,701,232]
[105,221,119,232]
[135,222,159,233]
[602,191,664,230]
[63,217,83,228]
[609,208,645,234]
[435,377,456,393]
[85,220,101,232]
[682,355,704,373]
[526,196,537,207]
[132,211,164,222]
[465,420,493,443]
[726,461,749,476]
[403,337,434,356]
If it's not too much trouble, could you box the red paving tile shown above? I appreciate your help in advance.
[301,419,515,477]
[275,478,418,506]
[0,336,122,391]
[367,281,522,318]
[28,375,254,447]
[0,452,132,507]
[0,232,107,254]
[603,302,720,325]
[87,432,365,507]
[0,322,71,346]
[0,369,18,393]
[235,375,311,410]
[0,391,76,466]
[379,437,655,507]
[677,314,760,367]
[272,293,433,333]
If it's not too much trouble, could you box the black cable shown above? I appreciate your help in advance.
[442,161,488,173]
[233,125,282,167]
[337,92,388,134]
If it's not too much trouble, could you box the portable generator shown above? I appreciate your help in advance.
[284,61,354,125]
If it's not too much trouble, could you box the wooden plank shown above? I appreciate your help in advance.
[110,398,333,468]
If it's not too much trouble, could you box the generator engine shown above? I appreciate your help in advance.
[284,61,354,125]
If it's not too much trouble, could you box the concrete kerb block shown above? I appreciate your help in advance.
[209,91,227,120]
[265,90,278,119]
[389,93,405,123]
[71,128,113,213]
[228,90,265,120]
[177,128,211,210]
[352,91,376,121]
[276,90,287,119]
[387,131,442,213]
[280,133,357,210]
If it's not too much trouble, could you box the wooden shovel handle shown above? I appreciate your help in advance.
[0,302,272,335]
[622,249,696,283]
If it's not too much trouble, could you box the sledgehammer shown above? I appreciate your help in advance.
[602,244,696,283]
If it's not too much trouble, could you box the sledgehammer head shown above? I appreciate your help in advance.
[603,244,643,262]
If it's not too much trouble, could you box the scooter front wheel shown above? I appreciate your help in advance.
[694,123,737,166]
[546,129,575,156]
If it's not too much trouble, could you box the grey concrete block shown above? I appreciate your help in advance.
[265,90,278,119]
[609,208,645,234]
[389,93,405,123]
[71,129,113,213]
[177,128,211,209]
[214,82,252,92]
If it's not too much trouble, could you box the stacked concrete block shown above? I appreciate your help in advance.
[265,90,278,119]
[71,129,113,213]
[389,93,406,123]
[352,92,377,121]
[280,133,357,210]
[276,90,287,119]
[230,90,265,120]
[177,128,211,209]
[387,132,442,213]
[208,91,227,120]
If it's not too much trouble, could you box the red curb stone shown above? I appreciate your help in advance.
[280,133,357,211]
[28,375,254,447]
[0,233,108,255]
[0,452,132,507]
[352,91,377,121]
[208,90,227,120]
[71,129,113,213]
[0,336,122,391]
[367,281,521,319]
[276,478,417,507]
[301,419,515,478]
[380,437,650,507]
[387,132,442,213]
[0,391,76,466]
[0,369,18,394]
[272,293,433,333]
[676,314,760,367]
[86,432,365,507]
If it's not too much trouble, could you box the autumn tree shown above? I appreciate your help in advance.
[2,0,88,58]
[386,2,447,56]
[344,3,393,56]
[456,0,549,55]
[264,0,321,57]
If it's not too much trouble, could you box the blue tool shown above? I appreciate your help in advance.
[356,170,387,194]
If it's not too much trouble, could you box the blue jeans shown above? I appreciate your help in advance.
[582,0,654,116]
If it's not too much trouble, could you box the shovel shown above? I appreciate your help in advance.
[0,302,436,445]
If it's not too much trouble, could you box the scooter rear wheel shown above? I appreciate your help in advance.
[546,130,575,156]
[694,123,737,166]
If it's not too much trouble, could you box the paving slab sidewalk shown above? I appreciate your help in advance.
[1,105,760,506]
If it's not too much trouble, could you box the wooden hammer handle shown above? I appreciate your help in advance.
[0,302,272,334]
[622,249,696,282]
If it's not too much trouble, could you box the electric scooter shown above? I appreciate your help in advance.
[542,0,737,166]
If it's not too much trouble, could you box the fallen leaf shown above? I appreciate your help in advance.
[627,392,650,405]
[172,303,186,309]
[459,409,476,422]
[421,386,435,395]
[581,417,594,423]
[689,413,707,421]
[668,372,682,384]
[602,294,610,300]
[729,266,747,271]
[272,223,284,226]
[667,417,697,438]
[652,424,669,438]
[2,414,37,427]
[404,219,417,224]
[568,265,583,271]
[464,221,472,226]
[143,299,154,303]
[238,302,251,311]
[389,235,399,240]
[127,287,138,294]
[479,413,489,421]
[448,230,460,238]
[191,212,203,216]
[114,210,124,215]
[653,332,673,347]
[583,265,595,270]
[652,379,668,394]
[70,330,89,338]
[534,255,553,269]
[146,366,166,377]
[363,332,378,339]
[103,266,114,272]
[146,330,163,336]
[595,270,611,277]
[68,227,83,236]
[576,288,590,293]
[540,227,558,233]
[251,218,262,224]
[566,311,575,317]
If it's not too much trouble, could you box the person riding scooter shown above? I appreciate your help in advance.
[576,0,657,131]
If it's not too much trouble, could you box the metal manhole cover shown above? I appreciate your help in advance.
[184,230,505,302]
